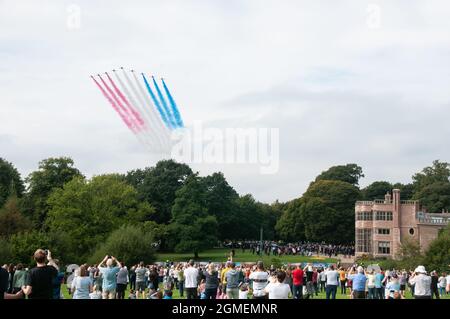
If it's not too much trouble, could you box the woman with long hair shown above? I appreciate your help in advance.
[203,263,219,299]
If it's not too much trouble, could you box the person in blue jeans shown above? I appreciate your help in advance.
[374,270,384,299]
[325,265,339,299]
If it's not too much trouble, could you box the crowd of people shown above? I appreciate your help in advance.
[2,248,449,300]
[222,241,355,258]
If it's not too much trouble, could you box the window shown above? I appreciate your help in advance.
[376,228,390,235]
[356,211,373,221]
[409,228,415,235]
[377,241,390,254]
[356,229,372,253]
[375,211,393,221]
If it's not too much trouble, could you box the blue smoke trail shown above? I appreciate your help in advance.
[142,73,171,129]
[152,76,177,129]
[161,78,184,128]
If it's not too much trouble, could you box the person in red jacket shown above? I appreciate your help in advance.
[292,264,304,299]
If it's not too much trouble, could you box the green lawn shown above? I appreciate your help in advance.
[61,283,450,300]
[155,248,337,264]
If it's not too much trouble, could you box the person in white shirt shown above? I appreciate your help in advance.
[264,271,291,299]
[446,273,450,294]
[184,260,199,299]
[437,272,446,297]
[409,265,431,299]
[249,261,269,299]
[324,265,339,299]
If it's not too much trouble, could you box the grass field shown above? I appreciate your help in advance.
[155,248,338,264]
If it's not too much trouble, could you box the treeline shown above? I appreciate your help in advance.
[0,157,449,267]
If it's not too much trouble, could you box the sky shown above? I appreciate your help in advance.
[1,0,450,203]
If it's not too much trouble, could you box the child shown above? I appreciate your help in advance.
[198,279,206,299]
[128,289,136,299]
[89,285,102,299]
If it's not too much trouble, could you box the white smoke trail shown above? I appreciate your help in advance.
[131,70,172,152]
[113,69,159,150]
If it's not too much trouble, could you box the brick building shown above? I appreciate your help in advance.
[355,189,450,259]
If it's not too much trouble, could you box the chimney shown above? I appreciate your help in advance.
[384,192,392,204]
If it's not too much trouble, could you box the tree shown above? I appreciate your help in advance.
[46,174,154,262]
[23,157,83,227]
[0,238,13,265]
[275,198,305,242]
[412,160,450,191]
[424,224,450,272]
[301,180,361,243]
[0,158,25,208]
[0,196,31,238]
[392,183,414,200]
[89,224,156,265]
[168,175,218,258]
[414,182,450,213]
[202,172,239,240]
[126,160,193,224]
[315,164,364,186]
[362,181,392,200]
[9,230,51,265]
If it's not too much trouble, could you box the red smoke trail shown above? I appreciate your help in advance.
[105,72,146,129]
[91,76,136,133]
[98,74,139,132]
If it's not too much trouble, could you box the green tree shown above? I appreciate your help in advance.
[362,181,392,200]
[315,164,364,186]
[126,160,193,224]
[202,172,240,240]
[392,183,414,200]
[0,238,13,264]
[302,180,361,243]
[46,174,154,262]
[412,160,450,191]
[414,182,450,213]
[424,224,450,272]
[89,224,156,265]
[168,175,218,258]
[9,230,51,265]
[0,158,25,208]
[23,157,83,228]
[275,198,305,242]
[0,196,31,238]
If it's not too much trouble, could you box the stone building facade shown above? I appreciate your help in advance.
[355,189,450,259]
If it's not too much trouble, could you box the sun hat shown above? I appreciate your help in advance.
[414,265,427,274]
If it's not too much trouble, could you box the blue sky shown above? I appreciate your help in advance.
[1,0,450,202]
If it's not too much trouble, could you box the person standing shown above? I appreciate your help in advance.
[430,271,440,299]
[129,266,136,292]
[22,249,58,299]
[249,261,269,299]
[438,272,447,297]
[409,266,431,299]
[184,260,199,299]
[225,263,240,299]
[12,264,27,297]
[374,270,384,299]
[97,255,121,299]
[177,264,185,298]
[203,263,219,299]
[366,269,376,299]
[292,264,304,299]
[135,262,147,299]
[319,268,327,293]
[303,264,314,299]
[116,262,129,300]
[325,265,339,299]
[0,266,23,299]
[264,271,291,299]
[71,265,93,299]
[339,267,347,295]
[347,266,367,299]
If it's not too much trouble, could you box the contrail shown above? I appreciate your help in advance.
[91,75,135,133]
[121,68,166,151]
[130,70,171,151]
[152,76,176,129]
[142,73,171,129]
[98,74,139,132]
[161,78,184,128]
[112,69,158,150]
[98,74,151,150]
[105,72,145,129]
